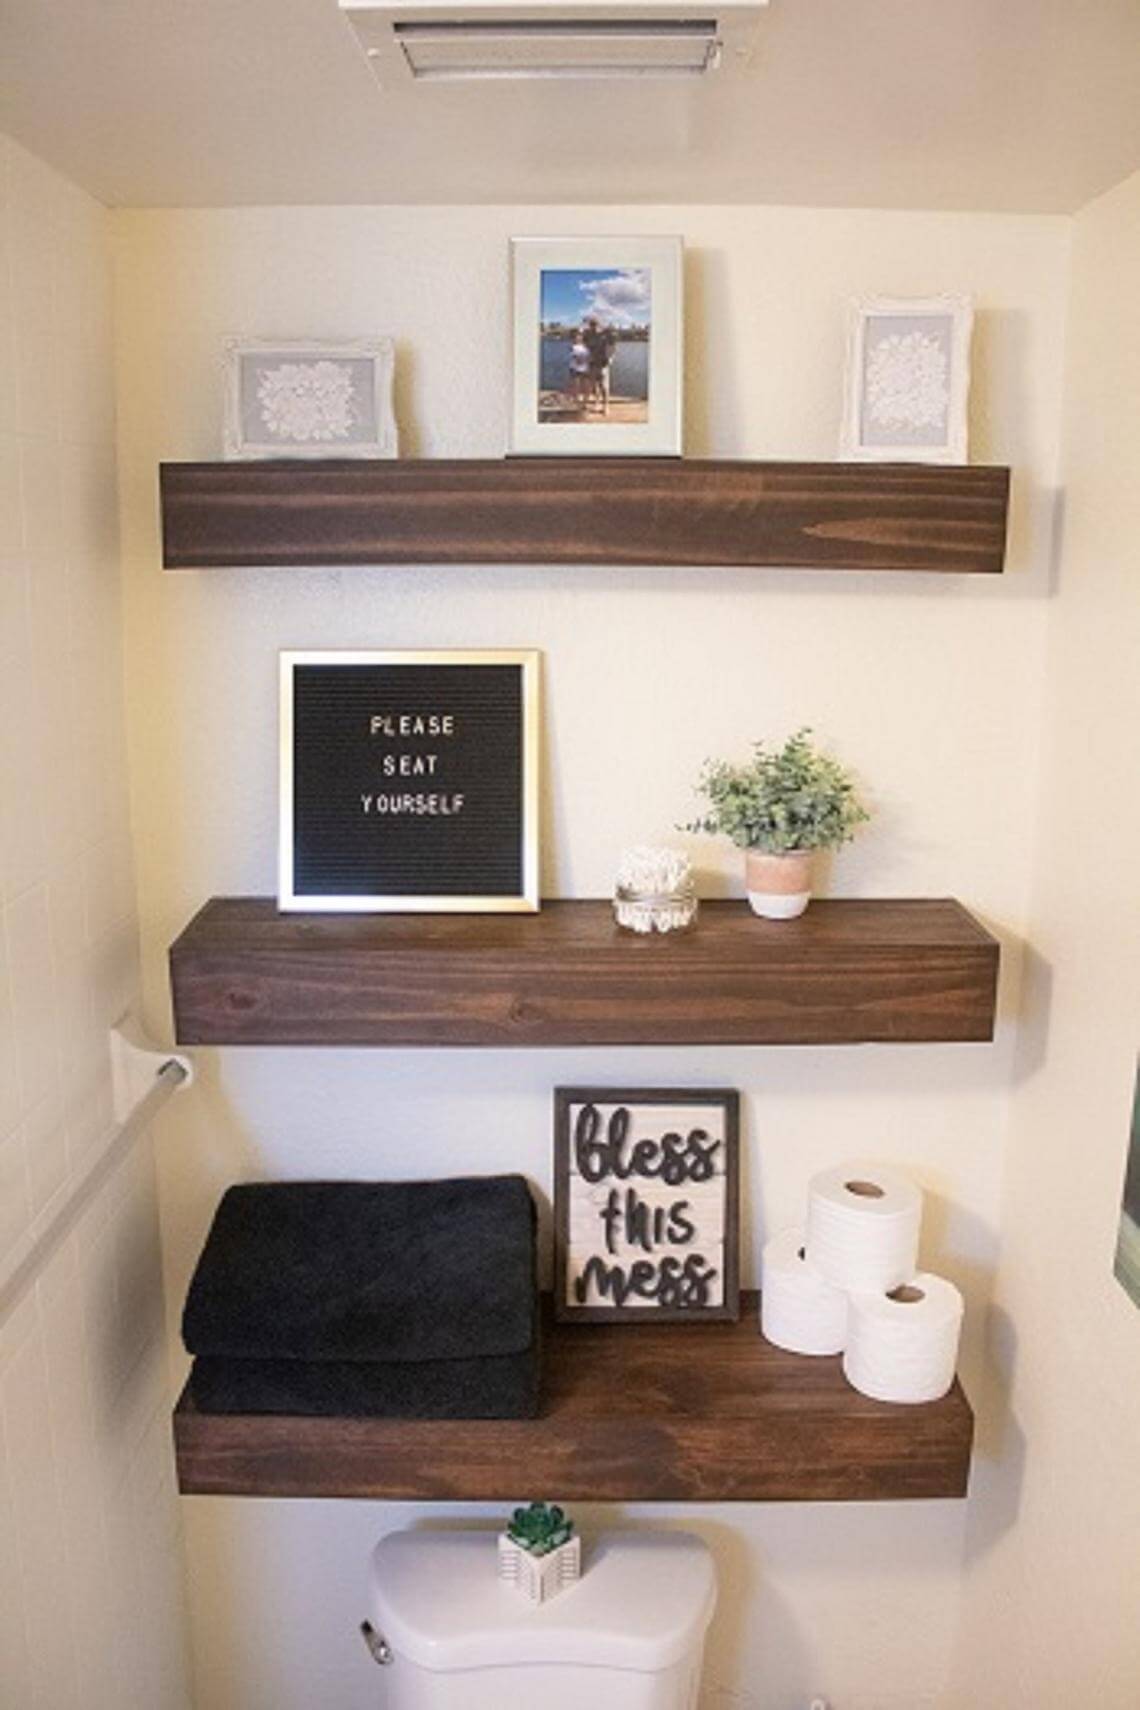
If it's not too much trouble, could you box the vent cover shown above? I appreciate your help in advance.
[341,2,766,84]
[395,18,718,80]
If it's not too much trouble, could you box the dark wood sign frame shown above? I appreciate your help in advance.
[554,1087,740,1324]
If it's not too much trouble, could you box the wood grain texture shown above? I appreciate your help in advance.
[169,897,1000,1047]
[173,1294,973,1502]
[160,459,1010,573]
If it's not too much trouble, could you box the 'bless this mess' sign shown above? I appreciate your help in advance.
[554,1088,740,1323]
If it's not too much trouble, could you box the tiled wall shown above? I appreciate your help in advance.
[0,134,191,1709]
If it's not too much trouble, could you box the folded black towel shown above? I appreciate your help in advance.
[188,1342,541,1419]
[182,1175,537,1364]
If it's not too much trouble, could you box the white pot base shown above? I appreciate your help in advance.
[747,889,811,920]
[497,1534,581,1603]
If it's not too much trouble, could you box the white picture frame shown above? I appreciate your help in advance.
[840,296,973,464]
[510,236,683,457]
[223,337,397,460]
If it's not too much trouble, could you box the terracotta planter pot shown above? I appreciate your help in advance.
[745,849,814,919]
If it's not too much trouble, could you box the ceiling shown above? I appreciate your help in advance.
[1,0,1138,211]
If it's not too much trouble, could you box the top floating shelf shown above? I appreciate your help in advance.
[159,458,1010,573]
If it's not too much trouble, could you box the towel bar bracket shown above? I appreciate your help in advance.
[111,1020,193,1124]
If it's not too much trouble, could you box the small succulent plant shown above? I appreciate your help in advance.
[506,1502,575,1557]
[685,728,869,854]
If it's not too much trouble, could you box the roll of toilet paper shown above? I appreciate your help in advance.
[760,1227,848,1355]
[804,1163,922,1294]
[842,1273,964,1404]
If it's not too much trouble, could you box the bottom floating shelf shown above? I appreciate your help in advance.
[174,1294,972,1503]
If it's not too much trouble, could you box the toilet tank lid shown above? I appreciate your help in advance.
[370,1529,716,1673]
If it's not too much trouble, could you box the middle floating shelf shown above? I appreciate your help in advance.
[169,897,999,1047]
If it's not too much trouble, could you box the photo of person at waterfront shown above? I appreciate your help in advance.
[538,267,651,424]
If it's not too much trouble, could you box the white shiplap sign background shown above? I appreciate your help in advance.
[555,1090,739,1321]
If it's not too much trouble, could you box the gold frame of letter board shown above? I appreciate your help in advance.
[278,648,540,913]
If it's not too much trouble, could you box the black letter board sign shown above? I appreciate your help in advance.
[279,650,540,911]
[554,1088,740,1323]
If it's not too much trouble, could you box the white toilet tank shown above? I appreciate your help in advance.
[368,1529,716,1710]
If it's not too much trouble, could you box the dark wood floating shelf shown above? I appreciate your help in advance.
[160,458,1009,573]
[174,1294,972,1502]
[169,897,998,1048]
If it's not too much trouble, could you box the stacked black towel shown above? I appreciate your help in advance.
[182,1175,541,1418]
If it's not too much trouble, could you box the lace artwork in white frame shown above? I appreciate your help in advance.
[223,339,398,459]
[840,296,973,464]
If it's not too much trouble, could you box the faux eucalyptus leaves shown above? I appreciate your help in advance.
[686,728,869,855]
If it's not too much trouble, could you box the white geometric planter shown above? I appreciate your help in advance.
[497,1534,581,1604]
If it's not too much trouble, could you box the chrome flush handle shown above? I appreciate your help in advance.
[360,1620,394,1665]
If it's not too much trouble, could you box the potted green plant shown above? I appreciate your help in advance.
[497,1502,581,1603]
[686,728,869,919]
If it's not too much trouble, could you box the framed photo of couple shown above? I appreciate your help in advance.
[510,236,683,457]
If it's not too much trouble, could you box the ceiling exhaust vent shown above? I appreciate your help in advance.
[341,2,767,84]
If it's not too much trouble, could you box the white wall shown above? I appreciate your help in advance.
[950,168,1140,1708]
[114,204,1071,1709]
[0,136,191,1710]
